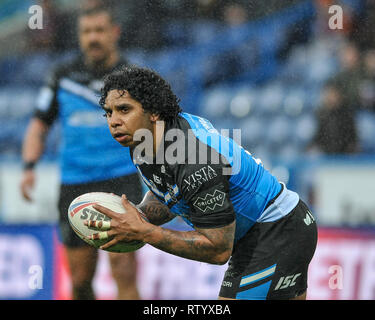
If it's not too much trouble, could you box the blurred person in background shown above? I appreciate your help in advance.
[117,0,167,51]
[202,2,257,88]
[330,41,362,113]
[310,81,359,154]
[195,0,225,21]
[222,2,248,26]
[358,49,375,112]
[349,0,375,51]
[19,4,143,300]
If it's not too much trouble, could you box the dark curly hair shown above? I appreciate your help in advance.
[100,65,182,123]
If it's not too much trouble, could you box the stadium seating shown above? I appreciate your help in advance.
[0,0,372,163]
[357,111,375,153]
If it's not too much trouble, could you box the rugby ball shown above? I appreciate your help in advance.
[68,192,145,253]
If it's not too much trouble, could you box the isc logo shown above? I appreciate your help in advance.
[274,273,301,291]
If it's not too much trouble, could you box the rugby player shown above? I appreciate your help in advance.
[88,66,318,300]
[20,6,143,300]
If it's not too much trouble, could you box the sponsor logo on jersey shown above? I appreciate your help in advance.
[166,183,179,203]
[274,273,301,291]
[303,210,315,226]
[153,174,163,185]
[222,281,233,287]
[193,189,225,213]
[183,165,217,192]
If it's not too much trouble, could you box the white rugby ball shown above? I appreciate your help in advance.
[68,192,145,253]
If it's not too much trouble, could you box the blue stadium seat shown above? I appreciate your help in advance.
[293,113,317,148]
[277,143,301,162]
[0,121,26,154]
[238,116,265,148]
[282,86,306,117]
[229,87,256,118]
[0,56,25,85]
[303,41,339,85]
[163,21,191,47]
[277,45,308,83]
[148,51,178,73]
[0,86,36,118]
[265,115,292,147]
[0,89,10,117]
[356,111,375,153]
[18,52,54,86]
[190,20,223,45]
[124,49,149,67]
[200,86,232,119]
[256,81,285,116]
[301,83,323,112]
[0,85,40,156]
[251,145,271,167]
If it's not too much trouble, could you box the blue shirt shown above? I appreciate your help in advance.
[34,56,136,184]
[132,112,299,243]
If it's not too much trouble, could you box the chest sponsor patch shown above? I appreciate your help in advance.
[193,189,226,213]
[183,165,218,192]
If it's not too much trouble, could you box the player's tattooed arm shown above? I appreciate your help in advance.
[93,194,234,264]
[143,220,235,265]
[136,191,175,226]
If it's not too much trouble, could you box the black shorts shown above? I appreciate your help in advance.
[58,173,144,248]
[219,200,318,300]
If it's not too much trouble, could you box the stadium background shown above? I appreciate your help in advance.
[0,0,375,300]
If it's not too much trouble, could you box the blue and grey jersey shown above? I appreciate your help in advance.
[34,56,136,184]
[132,112,299,243]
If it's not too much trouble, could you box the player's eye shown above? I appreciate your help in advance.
[119,106,129,113]
[95,27,105,33]
[102,111,111,118]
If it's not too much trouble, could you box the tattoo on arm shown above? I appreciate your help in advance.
[136,192,235,264]
[137,191,175,226]
[144,221,235,265]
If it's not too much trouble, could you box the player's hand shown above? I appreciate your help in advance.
[85,194,153,249]
[20,169,35,202]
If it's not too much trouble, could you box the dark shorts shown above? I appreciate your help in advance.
[219,200,318,300]
[58,173,144,248]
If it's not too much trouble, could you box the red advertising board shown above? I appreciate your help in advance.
[53,227,375,300]
[308,227,375,300]
[2,225,373,300]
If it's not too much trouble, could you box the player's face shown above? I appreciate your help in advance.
[78,12,120,66]
[103,89,156,148]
